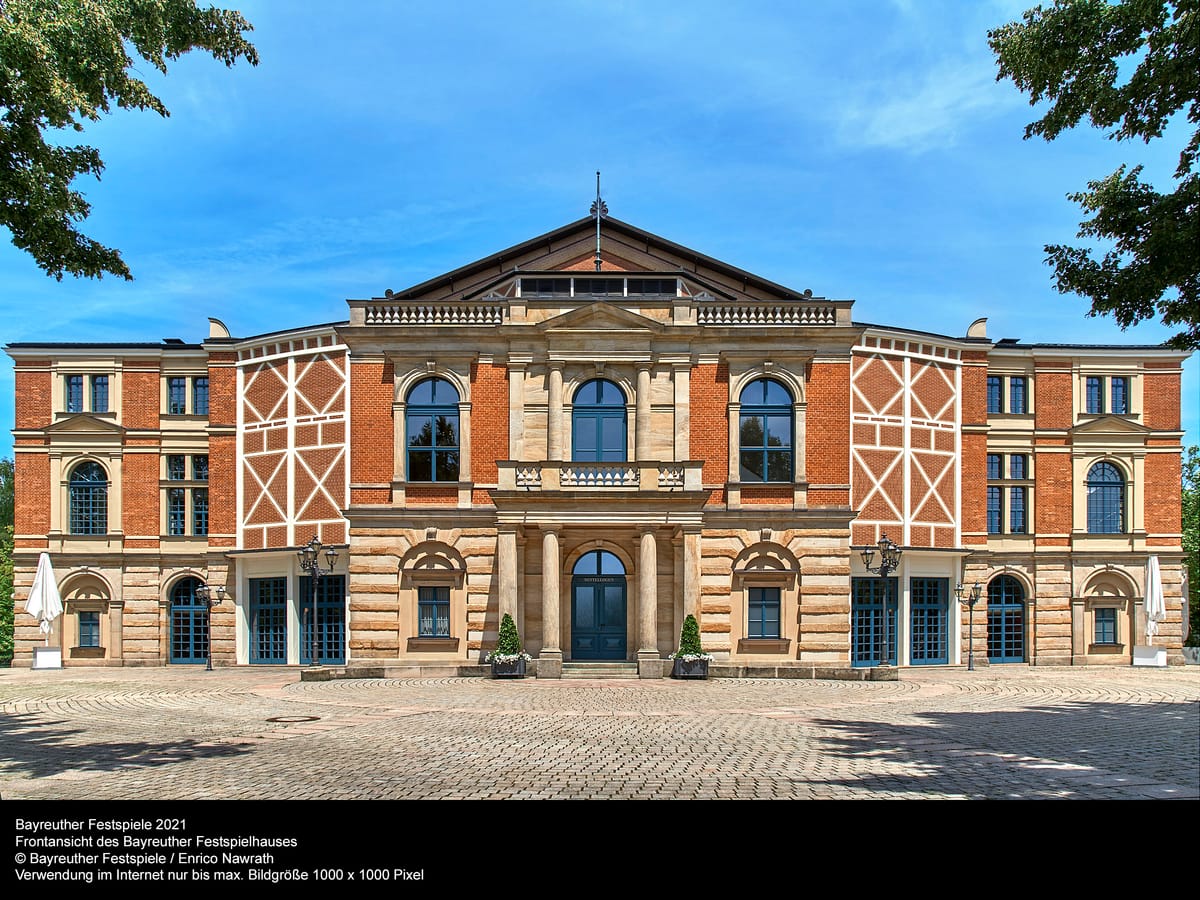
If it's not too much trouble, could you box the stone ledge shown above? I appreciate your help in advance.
[710,663,899,681]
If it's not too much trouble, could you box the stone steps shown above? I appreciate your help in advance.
[561,662,640,680]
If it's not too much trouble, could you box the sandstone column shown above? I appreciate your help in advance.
[638,526,661,677]
[497,526,518,628]
[539,525,563,678]
[635,363,652,459]
[547,363,564,460]
[683,526,701,621]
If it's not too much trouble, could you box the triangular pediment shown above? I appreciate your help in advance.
[1070,415,1152,438]
[536,301,665,334]
[46,414,126,435]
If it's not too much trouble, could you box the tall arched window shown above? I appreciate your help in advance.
[739,378,792,482]
[573,379,626,462]
[987,575,1025,663]
[1086,461,1125,534]
[406,377,460,482]
[69,461,108,535]
[170,577,208,664]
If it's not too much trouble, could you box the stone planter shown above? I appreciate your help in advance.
[670,658,709,680]
[491,658,527,679]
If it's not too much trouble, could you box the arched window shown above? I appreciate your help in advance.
[170,577,208,664]
[987,575,1025,663]
[69,461,108,535]
[572,379,626,462]
[739,378,792,482]
[406,377,460,482]
[1086,462,1125,534]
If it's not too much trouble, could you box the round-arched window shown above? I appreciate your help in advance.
[1086,462,1125,534]
[406,377,460,482]
[573,379,626,462]
[69,461,108,535]
[738,378,792,482]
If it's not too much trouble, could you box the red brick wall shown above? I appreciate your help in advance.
[1034,363,1072,430]
[690,363,728,485]
[1035,448,1073,540]
[208,352,236,546]
[349,361,393,504]
[960,352,988,545]
[14,452,49,543]
[1143,369,1181,431]
[1145,452,1181,538]
[470,362,508,483]
[741,485,792,504]
[14,363,51,429]
[806,361,849,502]
[122,364,160,430]
[121,447,159,541]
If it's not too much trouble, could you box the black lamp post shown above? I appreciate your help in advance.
[860,533,902,667]
[297,535,338,667]
[194,583,226,672]
[955,581,983,671]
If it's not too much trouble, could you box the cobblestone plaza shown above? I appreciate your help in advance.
[2,666,1196,800]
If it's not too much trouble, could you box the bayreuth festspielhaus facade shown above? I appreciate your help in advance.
[6,216,1191,673]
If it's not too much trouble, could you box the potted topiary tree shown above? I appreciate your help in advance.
[669,614,712,679]
[488,612,531,678]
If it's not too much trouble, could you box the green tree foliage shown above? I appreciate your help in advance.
[676,614,703,656]
[0,458,12,531]
[0,0,258,280]
[1184,445,1199,644]
[496,612,522,656]
[989,0,1199,349]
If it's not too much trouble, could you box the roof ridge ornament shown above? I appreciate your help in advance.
[590,170,608,272]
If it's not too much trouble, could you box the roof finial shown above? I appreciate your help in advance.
[590,170,608,271]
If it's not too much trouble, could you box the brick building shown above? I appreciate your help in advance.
[6,217,1191,672]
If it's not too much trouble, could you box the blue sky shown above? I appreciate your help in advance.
[1,0,1195,454]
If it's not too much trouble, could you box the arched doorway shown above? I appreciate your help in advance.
[170,576,208,664]
[571,550,626,659]
[987,575,1026,663]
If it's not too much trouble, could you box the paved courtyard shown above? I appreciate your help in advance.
[1,665,1197,800]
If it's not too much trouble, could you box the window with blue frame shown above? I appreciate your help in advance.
[78,611,101,648]
[167,377,187,415]
[1009,454,1027,480]
[987,486,1002,534]
[1010,487,1027,533]
[747,587,781,639]
[170,577,208,663]
[987,376,1001,413]
[572,378,627,462]
[193,489,208,536]
[193,454,208,481]
[193,377,209,415]
[851,576,896,666]
[1086,376,1103,413]
[909,578,948,665]
[1110,377,1128,414]
[90,375,108,413]
[738,378,792,482]
[406,377,460,481]
[249,577,287,664]
[418,586,451,637]
[1009,377,1027,414]
[1094,607,1118,645]
[167,488,186,536]
[987,575,1025,662]
[66,375,84,413]
[69,461,107,535]
[300,574,346,664]
[987,453,1001,479]
[1086,462,1125,534]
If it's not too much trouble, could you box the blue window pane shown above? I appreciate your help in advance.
[66,375,83,413]
[249,577,287,664]
[406,377,459,406]
[748,587,781,639]
[987,576,1025,662]
[408,414,434,447]
[170,577,208,663]
[740,450,765,482]
[69,461,107,535]
[90,376,108,413]
[1086,462,1124,533]
[418,585,451,637]
[1010,487,1026,533]
[299,575,346,665]
[168,488,186,536]
[1086,377,1102,413]
[1111,377,1128,414]
[987,376,1001,413]
[1009,377,1027,414]
[987,454,1001,479]
[851,577,896,666]
[193,489,208,536]
[1094,607,1117,644]
[193,377,209,415]
[408,451,432,481]
[193,455,208,481]
[168,377,187,415]
[1010,454,1026,480]
[575,378,623,406]
[78,611,101,648]
[909,578,947,664]
[987,486,1002,534]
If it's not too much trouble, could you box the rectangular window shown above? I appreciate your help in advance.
[168,377,187,414]
[167,455,186,480]
[748,587,781,639]
[90,375,109,413]
[1009,377,1027,414]
[66,375,83,413]
[192,489,208,536]
[1095,607,1117,645]
[193,377,209,415]
[987,486,1002,534]
[417,586,451,638]
[987,376,1002,414]
[1010,487,1027,533]
[78,611,101,648]
[987,453,1001,480]
[1086,376,1103,414]
[1009,454,1027,480]
[1110,377,1128,414]
[192,455,208,481]
[168,488,186,536]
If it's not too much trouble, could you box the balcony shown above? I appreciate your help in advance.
[497,460,705,492]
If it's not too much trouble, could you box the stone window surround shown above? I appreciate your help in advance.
[725,363,807,507]
[391,362,473,507]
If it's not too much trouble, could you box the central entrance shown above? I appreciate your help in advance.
[571,550,627,659]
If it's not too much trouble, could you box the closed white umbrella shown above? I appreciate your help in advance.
[24,552,63,644]
[1145,555,1166,642]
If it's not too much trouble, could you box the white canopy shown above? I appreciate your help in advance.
[24,552,63,643]
[1145,555,1166,642]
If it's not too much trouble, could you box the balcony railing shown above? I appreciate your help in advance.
[498,460,704,492]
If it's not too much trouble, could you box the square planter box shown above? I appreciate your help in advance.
[671,658,709,680]
[1132,645,1167,667]
[32,647,62,670]
[491,658,527,679]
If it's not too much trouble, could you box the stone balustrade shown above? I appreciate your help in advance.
[497,460,704,492]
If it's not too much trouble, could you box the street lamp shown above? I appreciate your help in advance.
[860,533,902,667]
[297,535,339,667]
[955,581,983,671]
[194,583,226,672]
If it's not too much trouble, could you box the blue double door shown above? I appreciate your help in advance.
[248,575,346,665]
[571,550,627,660]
